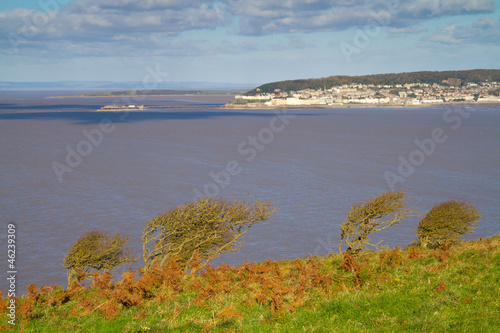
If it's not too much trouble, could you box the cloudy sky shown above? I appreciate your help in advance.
[1,0,499,85]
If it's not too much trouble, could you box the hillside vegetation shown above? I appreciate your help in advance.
[246,69,500,95]
[2,194,493,332]
[2,235,499,332]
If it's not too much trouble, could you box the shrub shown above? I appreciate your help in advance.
[63,231,135,286]
[415,200,481,248]
[142,198,276,272]
[339,191,418,254]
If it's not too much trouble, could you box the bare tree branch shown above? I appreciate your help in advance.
[142,198,276,272]
[339,191,420,254]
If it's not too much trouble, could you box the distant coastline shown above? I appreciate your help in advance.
[46,90,243,99]
[225,69,500,110]
[222,101,500,110]
[44,68,500,111]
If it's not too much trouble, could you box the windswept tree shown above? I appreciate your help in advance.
[142,198,276,272]
[63,231,135,286]
[339,191,419,254]
[415,200,481,248]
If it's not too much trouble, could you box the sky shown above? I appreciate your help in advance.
[0,0,499,85]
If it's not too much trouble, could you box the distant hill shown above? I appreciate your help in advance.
[67,89,247,97]
[246,69,500,95]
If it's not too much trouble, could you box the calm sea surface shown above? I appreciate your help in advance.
[1,91,499,294]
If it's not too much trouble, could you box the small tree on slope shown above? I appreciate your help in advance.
[142,198,276,272]
[339,191,419,254]
[415,200,481,249]
[63,231,135,287]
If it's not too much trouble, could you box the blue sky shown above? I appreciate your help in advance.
[0,0,499,85]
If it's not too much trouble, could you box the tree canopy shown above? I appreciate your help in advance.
[339,191,419,254]
[416,200,481,248]
[142,198,276,272]
[63,231,135,286]
[246,69,500,95]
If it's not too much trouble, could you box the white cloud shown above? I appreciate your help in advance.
[0,0,496,57]
[69,0,207,12]
[267,35,316,51]
[422,16,500,45]
[230,0,495,35]
[0,0,223,43]
[403,0,495,17]
[0,8,37,18]
[388,26,425,34]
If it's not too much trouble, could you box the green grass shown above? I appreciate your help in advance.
[3,236,500,332]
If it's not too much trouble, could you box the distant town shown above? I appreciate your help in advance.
[227,79,500,108]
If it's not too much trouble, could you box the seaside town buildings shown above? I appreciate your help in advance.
[231,80,500,107]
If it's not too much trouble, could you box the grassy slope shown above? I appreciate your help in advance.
[2,236,499,332]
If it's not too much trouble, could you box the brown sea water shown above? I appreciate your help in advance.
[1,91,499,294]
